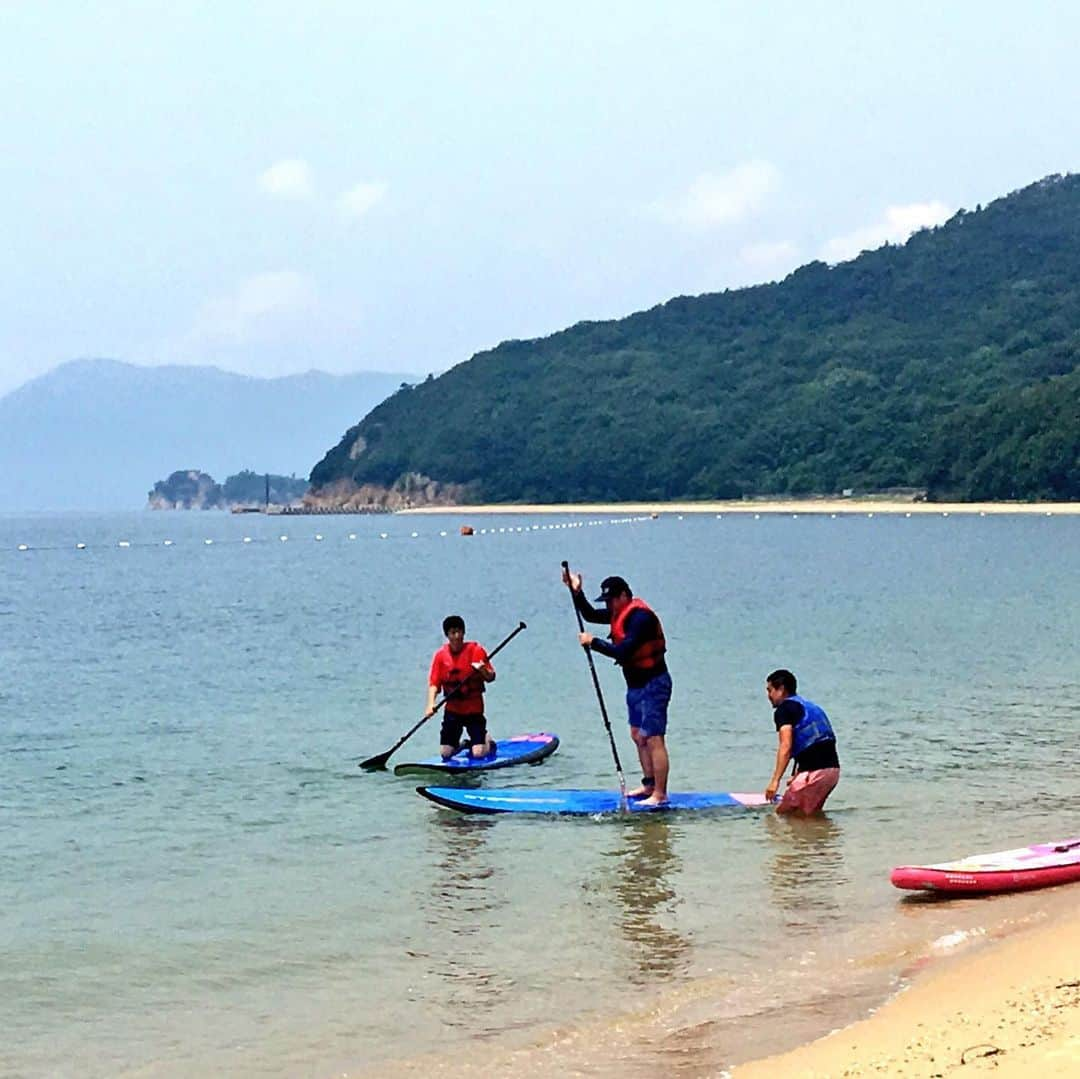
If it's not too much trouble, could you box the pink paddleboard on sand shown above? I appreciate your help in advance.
[891,837,1080,895]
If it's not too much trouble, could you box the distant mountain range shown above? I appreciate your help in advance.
[0,360,416,511]
[311,173,1080,503]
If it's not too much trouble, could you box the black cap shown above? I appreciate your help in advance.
[594,575,631,603]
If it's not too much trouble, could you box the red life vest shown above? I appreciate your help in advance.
[429,641,489,714]
[609,598,666,672]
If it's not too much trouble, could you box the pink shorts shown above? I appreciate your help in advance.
[777,767,840,815]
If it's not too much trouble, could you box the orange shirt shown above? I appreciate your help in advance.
[428,641,491,715]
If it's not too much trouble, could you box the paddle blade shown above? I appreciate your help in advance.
[359,751,392,771]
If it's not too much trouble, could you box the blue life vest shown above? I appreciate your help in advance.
[788,694,836,757]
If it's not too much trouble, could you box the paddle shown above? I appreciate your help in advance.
[358,621,527,771]
[561,560,628,811]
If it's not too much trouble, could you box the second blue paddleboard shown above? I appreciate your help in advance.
[417,786,772,815]
[393,733,559,776]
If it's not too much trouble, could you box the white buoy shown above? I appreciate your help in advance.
[348,533,357,540]
[410,531,419,538]
[439,530,447,537]
[314,534,323,542]
[17,543,28,551]
[76,542,86,550]
[379,533,388,539]
[754,513,761,519]
[280,535,289,542]
[118,540,131,548]
[942,512,950,517]
[905,512,911,518]
[204,538,213,545]
[163,539,173,546]
[243,536,252,543]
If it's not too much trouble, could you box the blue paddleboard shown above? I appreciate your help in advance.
[416,786,772,815]
[393,733,559,776]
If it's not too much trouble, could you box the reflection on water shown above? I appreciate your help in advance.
[403,813,513,1032]
[764,813,847,929]
[606,818,691,986]
[5,512,1078,1077]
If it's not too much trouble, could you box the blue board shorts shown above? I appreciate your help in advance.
[626,671,672,737]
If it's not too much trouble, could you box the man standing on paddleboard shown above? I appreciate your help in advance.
[763,669,840,814]
[425,615,496,759]
[562,570,672,807]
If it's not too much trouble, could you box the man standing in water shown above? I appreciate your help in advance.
[764,669,840,815]
[425,615,496,759]
[562,570,672,806]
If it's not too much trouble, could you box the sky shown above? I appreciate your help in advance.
[1,0,1079,397]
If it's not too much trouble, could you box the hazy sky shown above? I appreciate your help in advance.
[2,1,1078,397]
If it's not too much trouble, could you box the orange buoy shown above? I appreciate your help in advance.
[460,525,475,536]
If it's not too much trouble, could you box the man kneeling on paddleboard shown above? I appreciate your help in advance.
[764,669,840,815]
[563,570,672,806]
[425,615,497,759]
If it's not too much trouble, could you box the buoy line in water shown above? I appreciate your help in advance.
[1,507,1064,556]
[1,516,656,556]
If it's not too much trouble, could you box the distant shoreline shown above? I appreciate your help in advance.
[401,498,1080,515]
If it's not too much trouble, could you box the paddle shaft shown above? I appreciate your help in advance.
[561,561,628,807]
[359,620,527,769]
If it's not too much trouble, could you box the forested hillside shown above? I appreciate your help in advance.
[311,175,1080,503]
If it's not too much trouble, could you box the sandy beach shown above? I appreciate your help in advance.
[734,901,1080,1078]
[401,499,1080,516]
[356,882,1080,1079]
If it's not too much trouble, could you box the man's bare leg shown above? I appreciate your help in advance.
[470,736,496,758]
[627,728,654,797]
[637,735,669,805]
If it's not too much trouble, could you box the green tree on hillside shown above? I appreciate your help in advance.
[310,174,1080,503]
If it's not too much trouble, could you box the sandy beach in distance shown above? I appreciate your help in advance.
[734,901,1080,1078]
[401,499,1080,516]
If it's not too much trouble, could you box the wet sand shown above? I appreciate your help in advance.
[734,902,1080,1078]
[352,885,1080,1079]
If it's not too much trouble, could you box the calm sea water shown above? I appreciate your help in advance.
[1,510,1078,1077]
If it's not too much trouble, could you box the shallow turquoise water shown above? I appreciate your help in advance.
[1,510,1077,1076]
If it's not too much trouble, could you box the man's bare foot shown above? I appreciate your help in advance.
[627,785,654,799]
[637,793,669,807]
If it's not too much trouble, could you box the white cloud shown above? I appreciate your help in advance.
[652,161,781,228]
[337,181,388,220]
[821,201,952,263]
[739,240,800,272]
[257,159,315,200]
[193,271,318,344]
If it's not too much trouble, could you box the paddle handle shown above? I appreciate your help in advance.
[562,561,628,808]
